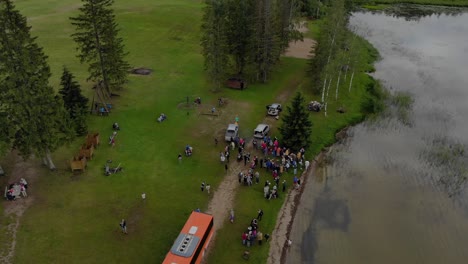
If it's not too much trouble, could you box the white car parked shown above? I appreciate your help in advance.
[266,103,282,116]
[225,124,239,141]
[254,124,270,139]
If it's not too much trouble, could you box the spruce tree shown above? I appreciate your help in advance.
[201,0,230,91]
[276,0,302,52]
[59,67,89,136]
[252,0,282,83]
[278,92,313,151]
[70,0,130,96]
[225,0,255,76]
[0,0,74,169]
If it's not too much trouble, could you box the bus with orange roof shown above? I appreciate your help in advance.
[162,211,214,264]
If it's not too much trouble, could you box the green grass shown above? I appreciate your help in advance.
[1,1,382,264]
[304,19,322,40]
[362,4,391,10]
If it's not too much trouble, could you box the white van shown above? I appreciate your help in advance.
[225,124,239,141]
[253,124,270,139]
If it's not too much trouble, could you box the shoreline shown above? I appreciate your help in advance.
[267,126,351,264]
[267,150,326,264]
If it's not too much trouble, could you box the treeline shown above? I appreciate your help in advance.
[0,0,128,168]
[354,0,468,7]
[308,0,384,115]
[201,0,304,89]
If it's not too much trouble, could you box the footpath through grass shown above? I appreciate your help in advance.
[4,1,382,264]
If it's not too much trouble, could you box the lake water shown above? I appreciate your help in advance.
[286,8,468,264]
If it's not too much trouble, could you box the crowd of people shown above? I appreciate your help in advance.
[223,134,309,199]
[211,121,311,258]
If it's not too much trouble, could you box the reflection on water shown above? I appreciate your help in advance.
[368,4,465,22]
[286,9,468,264]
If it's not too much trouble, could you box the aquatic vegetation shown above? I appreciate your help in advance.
[361,79,387,115]
[390,91,414,126]
[423,136,468,197]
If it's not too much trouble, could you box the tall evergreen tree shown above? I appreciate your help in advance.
[276,0,302,52]
[201,0,230,91]
[59,67,89,136]
[225,0,255,76]
[0,0,74,169]
[70,0,130,96]
[252,0,281,83]
[278,92,313,151]
[200,0,303,84]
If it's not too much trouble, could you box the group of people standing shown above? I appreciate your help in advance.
[241,209,270,247]
[200,181,211,194]
[247,136,310,198]
[238,169,260,186]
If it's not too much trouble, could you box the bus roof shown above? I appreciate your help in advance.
[162,211,214,264]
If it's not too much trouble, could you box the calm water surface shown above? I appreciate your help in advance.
[286,10,468,264]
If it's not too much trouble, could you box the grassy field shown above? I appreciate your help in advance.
[304,19,322,40]
[0,1,381,264]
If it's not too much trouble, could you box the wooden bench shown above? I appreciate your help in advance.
[86,133,100,148]
[71,156,87,172]
[200,112,219,117]
[79,144,94,160]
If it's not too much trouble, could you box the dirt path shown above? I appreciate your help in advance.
[283,21,317,59]
[0,154,39,264]
[284,38,317,59]
[205,158,245,229]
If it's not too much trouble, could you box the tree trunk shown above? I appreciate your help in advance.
[321,76,327,102]
[326,76,332,100]
[326,22,339,64]
[90,2,111,97]
[45,149,56,170]
[349,71,355,92]
[42,157,48,166]
[335,68,342,100]
[344,59,350,82]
